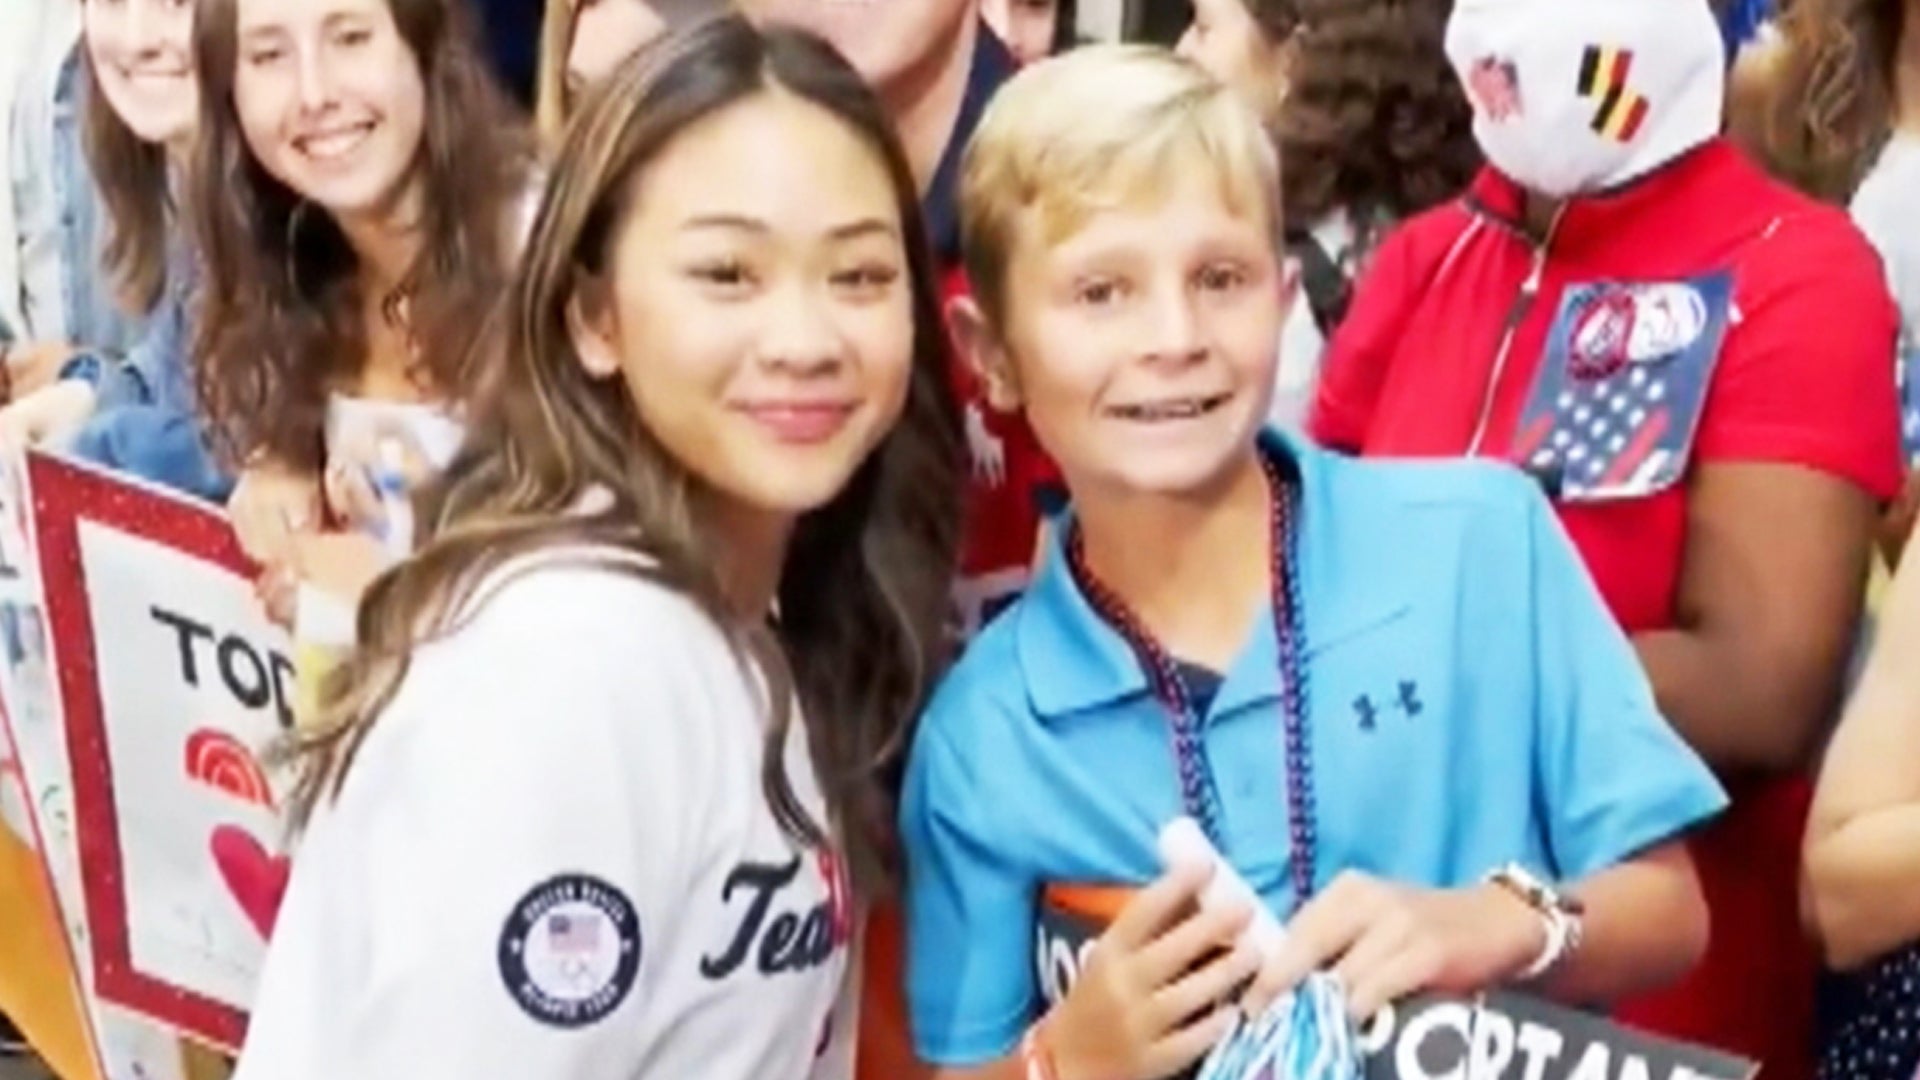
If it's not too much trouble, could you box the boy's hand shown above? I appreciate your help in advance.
[1044,861,1258,1080]
[1244,871,1546,1021]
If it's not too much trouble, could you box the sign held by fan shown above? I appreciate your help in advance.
[22,452,293,1052]
[1356,991,1753,1080]
[1031,820,1758,1080]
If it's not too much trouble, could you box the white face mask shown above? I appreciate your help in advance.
[1445,0,1726,197]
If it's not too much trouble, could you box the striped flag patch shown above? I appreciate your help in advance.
[1577,45,1651,142]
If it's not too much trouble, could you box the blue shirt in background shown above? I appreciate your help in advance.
[899,430,1727,1067]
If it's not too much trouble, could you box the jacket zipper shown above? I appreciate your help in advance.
[1466,205,1568,458]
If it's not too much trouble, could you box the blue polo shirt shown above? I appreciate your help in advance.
[899,431,1727,1067]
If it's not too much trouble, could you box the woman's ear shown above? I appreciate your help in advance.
[566,277,622,380]
[946,294,1024,412]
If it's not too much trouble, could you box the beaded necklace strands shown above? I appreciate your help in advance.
[1065,450,1317,912]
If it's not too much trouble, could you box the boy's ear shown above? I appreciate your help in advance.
[945,293,1024,413]
[567,277,622,381]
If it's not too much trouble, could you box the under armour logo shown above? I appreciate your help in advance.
[1353,680,1423,732]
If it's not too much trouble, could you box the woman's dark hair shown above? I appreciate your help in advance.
[81,57,173,313]
[292,15,964,898]
[1275,0,1479,228]
[1733,0,1903,202]
[189,0,534,470]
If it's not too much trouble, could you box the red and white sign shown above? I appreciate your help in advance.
[21,452,292,1053]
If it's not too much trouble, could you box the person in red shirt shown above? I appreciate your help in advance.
[729,6,1053,1078]
[1309,1,1901,1077]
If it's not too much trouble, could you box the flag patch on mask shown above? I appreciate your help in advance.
[1577,46,1650,142]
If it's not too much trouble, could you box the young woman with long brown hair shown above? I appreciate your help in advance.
[233,16,961,1078]
[190,0,534,621]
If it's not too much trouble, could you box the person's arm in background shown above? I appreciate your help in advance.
[1805,513,1920,969]
[1634,217,1902,775]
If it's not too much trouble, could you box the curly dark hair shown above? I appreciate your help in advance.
[1275,0,1480,229]
[1732,0,1904,203]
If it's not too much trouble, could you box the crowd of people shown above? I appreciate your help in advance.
[2,0,1920,1077]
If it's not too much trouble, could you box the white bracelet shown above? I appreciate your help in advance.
[1487,862,1584,981]
[1516,905,1572,981]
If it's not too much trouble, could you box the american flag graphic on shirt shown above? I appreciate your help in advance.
[1512,274,1733,500]
[547,912,601,954]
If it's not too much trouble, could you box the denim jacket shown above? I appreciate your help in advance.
[67,252,233,504]
[15,47,140,353]
[9,45,225,502]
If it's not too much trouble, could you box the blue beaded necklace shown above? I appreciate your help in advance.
[1066,451,1318,911]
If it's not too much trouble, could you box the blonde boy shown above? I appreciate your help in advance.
[900,45,1726,1080]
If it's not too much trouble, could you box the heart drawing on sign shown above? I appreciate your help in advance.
[210,824,290,939]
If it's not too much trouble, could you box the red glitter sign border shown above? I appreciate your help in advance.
[29,452,255,1053]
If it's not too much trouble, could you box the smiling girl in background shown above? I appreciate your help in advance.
[235,15,960,1077]
[0,0,234,502]
[190,0,534,624]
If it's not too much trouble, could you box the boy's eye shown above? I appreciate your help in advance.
[1197,263,1248,292]
[1076,279,1123,307]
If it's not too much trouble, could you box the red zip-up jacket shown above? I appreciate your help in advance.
[1311,139,1902,1080]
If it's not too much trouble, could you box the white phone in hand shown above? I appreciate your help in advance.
[1157,816,1288,960]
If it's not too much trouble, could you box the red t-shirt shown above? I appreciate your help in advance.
[1311,139,1902,1080]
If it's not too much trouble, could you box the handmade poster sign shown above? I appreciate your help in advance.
[0,451,205,1080]
[27,451,294,1053]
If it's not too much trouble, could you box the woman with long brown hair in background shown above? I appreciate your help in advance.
[233,15,960,1077]
[190,0,534,627]
[1177,0,1478,429]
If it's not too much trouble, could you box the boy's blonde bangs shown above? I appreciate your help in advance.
[960,45,1281,323]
